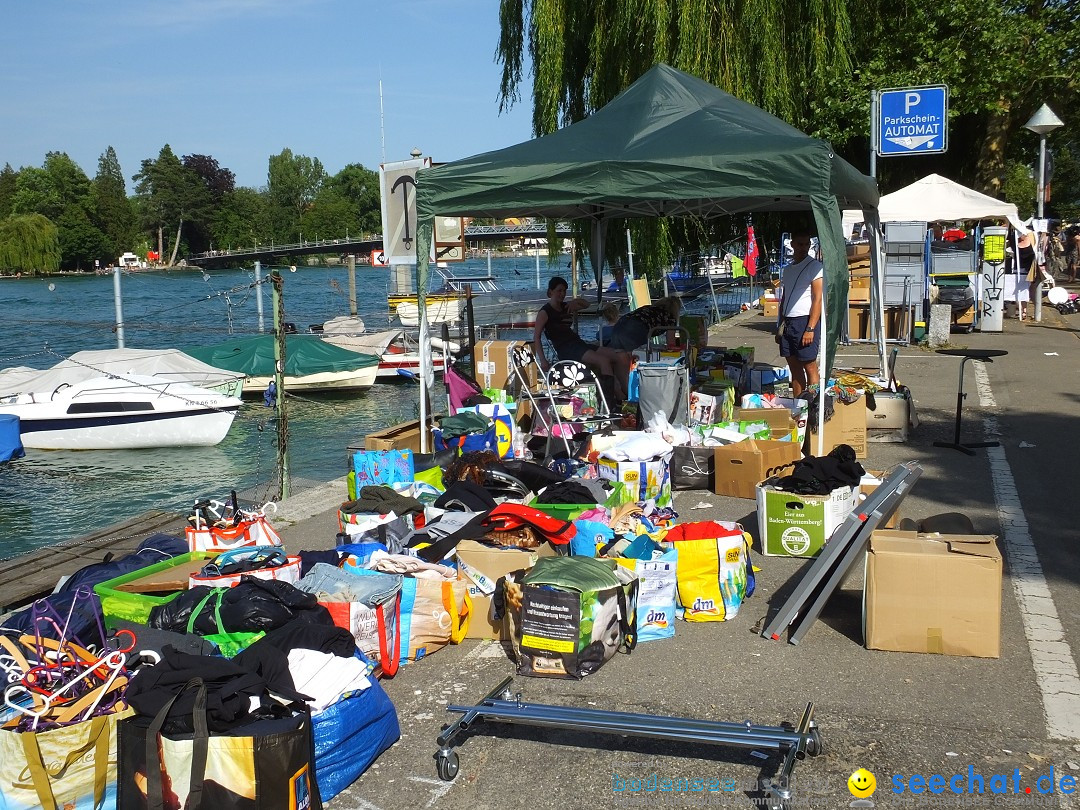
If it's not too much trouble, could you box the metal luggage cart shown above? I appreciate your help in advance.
[634,326,691,426]
[436,677,822,810]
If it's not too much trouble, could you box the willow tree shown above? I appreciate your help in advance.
[496,0,855,273]
[0,214,61,274]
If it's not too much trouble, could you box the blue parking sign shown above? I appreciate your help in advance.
[877,86,948,156]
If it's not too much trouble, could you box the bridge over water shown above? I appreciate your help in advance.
[186,223,574,268]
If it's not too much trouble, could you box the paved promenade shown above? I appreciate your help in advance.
[266,305,1080,809]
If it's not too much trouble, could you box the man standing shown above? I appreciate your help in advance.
[777,231,823,398]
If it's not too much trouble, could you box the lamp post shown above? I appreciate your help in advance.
[1024,103,1064,323]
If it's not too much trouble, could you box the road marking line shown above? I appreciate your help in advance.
[975,361,1080,742]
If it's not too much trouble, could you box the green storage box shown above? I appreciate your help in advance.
[527,501,595,522]
[94,552,216,630]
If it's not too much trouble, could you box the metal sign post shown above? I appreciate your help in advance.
[877,85,948,157]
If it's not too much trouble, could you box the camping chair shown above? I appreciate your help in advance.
[509,345,574,459]
[547,360,613,422]
[443,361,485,414]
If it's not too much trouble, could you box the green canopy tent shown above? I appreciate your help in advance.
[415,64,884,450]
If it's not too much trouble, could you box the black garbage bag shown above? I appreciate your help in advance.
[148,577,333,636]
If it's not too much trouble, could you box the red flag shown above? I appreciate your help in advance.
[745,226,758,276]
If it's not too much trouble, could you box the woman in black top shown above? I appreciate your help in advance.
[533,277,631,400]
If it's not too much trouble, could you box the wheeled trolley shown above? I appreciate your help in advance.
[436,677,822,810]
[634,326,691,425]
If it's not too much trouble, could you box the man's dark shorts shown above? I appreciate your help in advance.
[779,315,820,362]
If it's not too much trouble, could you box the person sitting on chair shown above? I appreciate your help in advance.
[533,276,630,401]
[604,296,682,352]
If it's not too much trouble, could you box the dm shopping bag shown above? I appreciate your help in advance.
[665,521,754,622]
[613,548,678,642]
[0,707,133,810]
[117,680,321,810]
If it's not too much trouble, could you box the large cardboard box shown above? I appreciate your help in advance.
[848,285,871,303]
[456,540,556,640]
[848,305,869,340]
[864,530,1002,658]
[474,340,535,391]
[362,419,425,452]
[818,397,867,459]
[866,391,912,443]
[756,483,857,557]
[762,298,779,319]
[713,440,803,499]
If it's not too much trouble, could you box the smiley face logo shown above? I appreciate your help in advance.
[848,768,876,798]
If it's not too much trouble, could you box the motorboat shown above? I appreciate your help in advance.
[184,334,380,395]
[0,375,242,450]
[390,266,545,329]
[0,348,246,400]
[314,316,454,380]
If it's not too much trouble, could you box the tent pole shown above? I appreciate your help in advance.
[626,229,637,309]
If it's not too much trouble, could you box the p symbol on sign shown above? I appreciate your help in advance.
[904,92,921,114]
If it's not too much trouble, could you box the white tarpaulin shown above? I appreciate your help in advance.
[843,174,1019,234]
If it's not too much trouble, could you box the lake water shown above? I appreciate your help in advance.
[0,256,747,558]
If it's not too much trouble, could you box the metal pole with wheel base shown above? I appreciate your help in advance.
[435,678,822,803]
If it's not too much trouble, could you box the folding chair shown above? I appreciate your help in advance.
[509,345,574,459]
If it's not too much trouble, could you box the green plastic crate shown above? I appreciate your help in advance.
[94,551,216,630]
[527,501,595,522]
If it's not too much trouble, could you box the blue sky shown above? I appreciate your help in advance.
[1,0,535,190]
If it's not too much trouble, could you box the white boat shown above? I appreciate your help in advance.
[244,364,378,393]
[0,348,246,399]
[0,375,242,450]
[316,317,454,380]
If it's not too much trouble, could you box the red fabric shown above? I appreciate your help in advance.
[942,228,967,242]
[480,503,576,544]
[665,521,744,542]
[745,226,759,276]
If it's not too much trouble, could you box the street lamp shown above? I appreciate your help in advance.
[1024,103,1064,323]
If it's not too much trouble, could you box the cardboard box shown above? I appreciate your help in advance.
[866,392,911,443]
[733,406,797,440]
[713,440,803,499]
[474,340,535,391]
[756,483,857,557]
[864,530,1002,658]
[848,305,869,340]
[362,419,425,452]
[748,363,790,394]
[850,276,871,289]
[817,397,867,459]
[858,470,898,529]
[456,540,556,640]
[762,299,778,319]
[848,285,871,303]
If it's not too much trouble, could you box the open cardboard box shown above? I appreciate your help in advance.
[864,530,1002,658]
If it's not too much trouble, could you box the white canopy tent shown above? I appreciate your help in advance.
[842,174,1019,235]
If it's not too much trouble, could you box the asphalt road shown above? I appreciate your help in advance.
[274,306,1080,810]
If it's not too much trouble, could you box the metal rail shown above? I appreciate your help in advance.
[435,678,821,810]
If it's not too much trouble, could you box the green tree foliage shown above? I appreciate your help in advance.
[181,154,233,254]
[0,164,17,220]
[211,186,272,251]
[496,0,855,273]
[0,214,61,274]
[829,0,1080,196]
[92,146,136,263]
[11,152,108,270]
[133,145,207,266]
[267,149,326,242]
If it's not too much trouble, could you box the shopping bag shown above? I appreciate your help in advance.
[352,450,414,489]
[311,679,399,801]
[508,556,638,679]
[397,577,471,664]
[0,708,133,810]
[670,445,714,491]
[117,680,321,810]
[188,547,302,589]
[185,513,283,554]
[666,521,753,622]
[613,548,678,642]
